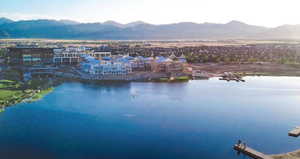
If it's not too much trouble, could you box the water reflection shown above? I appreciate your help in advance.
[0,77,300,159]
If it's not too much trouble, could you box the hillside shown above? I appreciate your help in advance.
[0,18,300,40]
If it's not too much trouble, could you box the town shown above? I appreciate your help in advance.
[3,0,300,159]
[1,40,300,159]
[1,40,300,83]
[1,45,190,82]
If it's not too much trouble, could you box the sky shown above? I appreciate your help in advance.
[0,0,300,27]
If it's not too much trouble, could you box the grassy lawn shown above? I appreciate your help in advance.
[0,80,20,89]
[0,90,24,106]
[0,80,23,101]
[0,79,55,107]
[159,78,169,81]
[0,83,5,89]
[0,90,22,99]
[31,87,54,101]
[0,80,14,83]
[175,76,190,80]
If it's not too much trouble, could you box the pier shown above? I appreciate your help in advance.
[288,127,300,137]
[234,144,272,159]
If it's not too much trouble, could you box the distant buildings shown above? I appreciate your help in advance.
[79,53,187,76]
[5,46,188,79]
[7,48,54,65]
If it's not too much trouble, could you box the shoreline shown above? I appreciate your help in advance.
[0,87,55,108]
[191,63,300,77]
[0,79,59,109]
[1,68,300,108]
[2,76,300,158]
[271,149,300,159]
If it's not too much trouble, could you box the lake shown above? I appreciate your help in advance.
[0,76,300,159]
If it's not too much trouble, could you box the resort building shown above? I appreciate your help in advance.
[129,56,153,71]
[150,54,186,73]
[53,47,112,65]
[7,48,54,66]
[99,61,132,76]
[91,52,111,59]
[80,55,132,76]
[151,56,168,72]
[53,48,83,65]
[166,62,184,73]
[178,54,187,63]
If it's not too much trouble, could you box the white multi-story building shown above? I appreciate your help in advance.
[81,55,132,76]
[53,47,112,65]
[99,61,132,75]
[91,52,111,59]
[53,48,83,65]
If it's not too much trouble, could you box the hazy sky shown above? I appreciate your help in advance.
[0,0,299,27]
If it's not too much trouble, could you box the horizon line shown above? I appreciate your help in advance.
[2,16,298,28]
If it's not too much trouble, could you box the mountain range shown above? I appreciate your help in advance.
[1,17,300,40]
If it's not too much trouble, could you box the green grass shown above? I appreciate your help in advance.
[0,80,21,89]
[0,81,24,100]
[0,84,6,89]
[0,90,22,99]
[0,79,55,107]
[159,78,169,81]
[156,76,190,82]
[175,76,190,80]
[0,90,24,107]
[0,80,14,83]
[31,87,54,101]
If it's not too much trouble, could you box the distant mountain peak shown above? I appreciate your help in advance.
[176,22,198,25]
[102,20,123,27]
[0,17,14,25]
[226,20,246,25]
[59,19,80,25]
[130,20,146,24]
[125,21,147,26]
[0,17,299,40]
[101,20,149,28]
[0,17,12,21]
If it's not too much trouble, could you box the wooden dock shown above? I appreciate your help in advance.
[288,127,300,137]
[234,144,273,159]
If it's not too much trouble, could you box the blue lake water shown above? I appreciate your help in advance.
[1,76,300,159]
